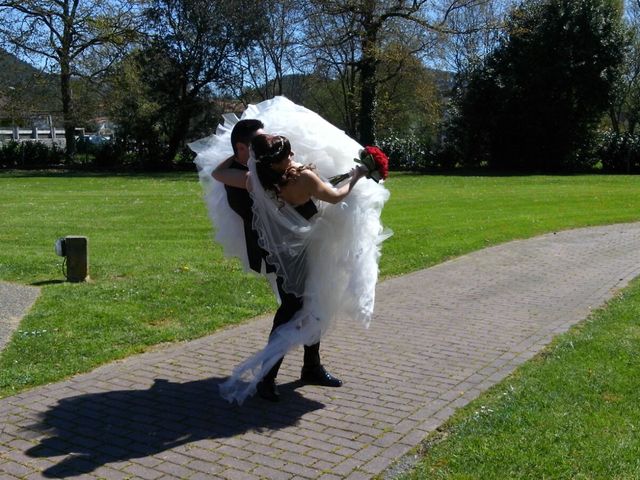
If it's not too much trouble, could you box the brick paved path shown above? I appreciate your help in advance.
[2,222,640,480]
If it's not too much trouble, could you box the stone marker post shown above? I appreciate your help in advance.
[65,236,89,282]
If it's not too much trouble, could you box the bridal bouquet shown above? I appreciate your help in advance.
[329,146,389,186]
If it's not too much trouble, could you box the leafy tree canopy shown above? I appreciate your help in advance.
[454,0,626,171]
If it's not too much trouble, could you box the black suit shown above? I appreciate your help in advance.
[224,161,274,274]
[224,160,320,381]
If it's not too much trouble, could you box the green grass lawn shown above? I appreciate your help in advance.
[2,171,640,400]
[382,173,640,276]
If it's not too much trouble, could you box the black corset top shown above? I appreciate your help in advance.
[294,199,318,220]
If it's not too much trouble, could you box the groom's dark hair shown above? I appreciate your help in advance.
[231,119,264,155]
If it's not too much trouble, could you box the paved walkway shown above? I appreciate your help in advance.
[0,282,40,352]
[2,223,640,480]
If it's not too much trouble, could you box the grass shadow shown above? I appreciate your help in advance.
[30,280,65,286]
[25,377,323,477]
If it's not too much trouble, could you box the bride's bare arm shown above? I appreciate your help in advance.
[300,167,365,204]
[212,156,249,189]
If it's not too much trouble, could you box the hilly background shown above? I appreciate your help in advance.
[0,49,60,126]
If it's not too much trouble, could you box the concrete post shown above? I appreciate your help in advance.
[65,236,89,282]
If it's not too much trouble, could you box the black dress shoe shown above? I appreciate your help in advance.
[301,365,343,387]
[256,379,280,402]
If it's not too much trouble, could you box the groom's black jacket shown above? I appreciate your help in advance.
[225,160,275,273]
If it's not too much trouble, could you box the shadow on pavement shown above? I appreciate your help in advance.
[25,377,323,477]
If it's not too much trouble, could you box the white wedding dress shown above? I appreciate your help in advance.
[191,96,391,404]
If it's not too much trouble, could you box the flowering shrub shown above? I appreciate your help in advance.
[378,133,455,171]
[596,131,640,173]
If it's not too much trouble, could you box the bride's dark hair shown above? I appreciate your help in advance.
[252,134,312,193]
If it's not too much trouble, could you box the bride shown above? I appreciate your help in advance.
[191,97,391,404]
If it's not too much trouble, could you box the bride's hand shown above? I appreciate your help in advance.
[350,165,367,179]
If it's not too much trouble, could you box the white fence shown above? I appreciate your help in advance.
[0,126,68,147]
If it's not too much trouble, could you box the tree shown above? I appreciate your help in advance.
[305,0,487,145]
[230,0,307,104]
[0,0,139,155]
[376,43,445,140]
[303,7,361,136]
[436,0,512,88]
[106,49,164,167]
[609,0,640,135]
[136,0,263,163]
[453,0,626,171]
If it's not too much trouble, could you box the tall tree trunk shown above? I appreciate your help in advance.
[358,25,378,146]
[166,103,192,166]
[338,68,358,138]
[358,54,377,145]
[166,117,188,166]
[629,114,638,135]
[60,2,75,158]
[164,79,193,166]
[60,56,76,157]
[608,105,620,134]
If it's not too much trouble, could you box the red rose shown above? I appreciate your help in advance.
[328,145,390,185]
[360,146,389,182]
[364,146,389,180]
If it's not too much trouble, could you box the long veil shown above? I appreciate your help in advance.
[246,153,312,298]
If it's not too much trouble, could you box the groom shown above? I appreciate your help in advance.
[213,119,342,402]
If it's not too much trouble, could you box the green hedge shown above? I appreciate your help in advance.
[0,141,65,169]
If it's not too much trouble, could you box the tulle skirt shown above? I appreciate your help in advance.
[191,96,391,404]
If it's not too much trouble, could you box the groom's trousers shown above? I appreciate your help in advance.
[263,276,320,381]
